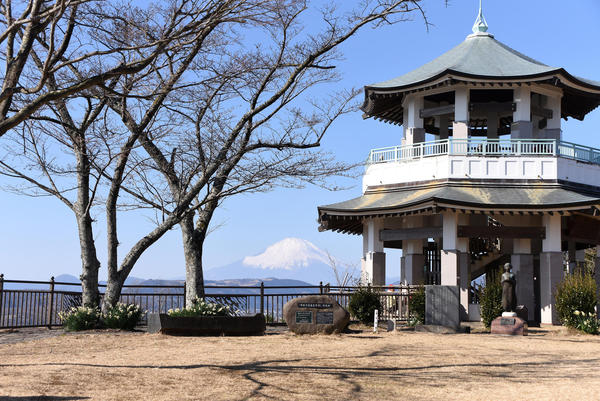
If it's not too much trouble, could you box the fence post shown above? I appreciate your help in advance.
[183,282,187,309]
[260,281,264,315]
[0,274,4,325]
[47,276,55,329]
[319,281,323,295]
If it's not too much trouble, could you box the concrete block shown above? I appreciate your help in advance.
[425,285,460,330]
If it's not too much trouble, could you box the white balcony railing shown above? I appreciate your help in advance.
[367,138,600,165]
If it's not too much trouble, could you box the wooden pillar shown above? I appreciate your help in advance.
[439,115,449,140]
[487,112,498,139]
[47,276,55,329]
[567,240,577,274]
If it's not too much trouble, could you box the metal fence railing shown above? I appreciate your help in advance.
[0,275,419,328]
[367,138,600,165]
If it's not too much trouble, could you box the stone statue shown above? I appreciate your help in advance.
[501,263,517,313]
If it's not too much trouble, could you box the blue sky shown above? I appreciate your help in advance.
[1,0,600,281]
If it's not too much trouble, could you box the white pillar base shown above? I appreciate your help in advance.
[362,252,386,286]
[441,250,458,286]
[539,252,563,324]
[402,254,425,285]
[441,250,469,321]
[458,252,470,322]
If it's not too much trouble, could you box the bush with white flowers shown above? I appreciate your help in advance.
[102,303,144,330]
[167,297,232,317]
[555,272,597,332]
[572,310,599,335]
[59,306,101,331]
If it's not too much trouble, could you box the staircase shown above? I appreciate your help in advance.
[469,236,504,280]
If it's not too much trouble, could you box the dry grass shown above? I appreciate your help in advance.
[2,325,600,400]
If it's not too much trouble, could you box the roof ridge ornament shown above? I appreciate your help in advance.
[472,0,489,33]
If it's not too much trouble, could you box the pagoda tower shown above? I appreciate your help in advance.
[317,7,600,325]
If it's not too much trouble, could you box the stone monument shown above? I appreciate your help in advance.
[283,295,350,334]
[491,263,527,336]
[415,285,463,334]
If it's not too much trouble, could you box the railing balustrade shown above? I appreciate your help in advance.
[367,138,600,165]
[0,276,419,328]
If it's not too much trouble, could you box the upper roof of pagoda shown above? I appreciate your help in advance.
[361,29,600,122]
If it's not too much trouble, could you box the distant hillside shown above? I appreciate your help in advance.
[3,275,317,295]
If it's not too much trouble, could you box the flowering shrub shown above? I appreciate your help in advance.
[102,303,144,330]
[168,298,232,317]
[555,273,597,329]
[59,306,100,331]
[572,310,599,335]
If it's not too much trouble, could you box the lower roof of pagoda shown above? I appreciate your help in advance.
[317,181,600,234]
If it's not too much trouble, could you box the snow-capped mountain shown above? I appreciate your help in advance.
[206,237,351,285]
[242,237,329,270]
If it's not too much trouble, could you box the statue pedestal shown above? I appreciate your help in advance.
[491,316,527,336]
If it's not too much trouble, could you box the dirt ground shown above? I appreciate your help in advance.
[1,324,600,401]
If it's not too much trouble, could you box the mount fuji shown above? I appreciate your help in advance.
[205,238,350,285]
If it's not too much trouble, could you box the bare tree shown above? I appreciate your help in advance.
[0,0,269,307]
[325,251,360,288]
[106,0,427,305]
[1,0,428,309]
[0,0,206,137]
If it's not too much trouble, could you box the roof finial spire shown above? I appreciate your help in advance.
[472,0,488,33]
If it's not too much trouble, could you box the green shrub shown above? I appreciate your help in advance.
[348,287,382,325]
[408,286,425,326]
[102,303,144,330]
[168,297,232,317]
[59,306,100,331]
[480,276,503,328]
[555,273,597,330]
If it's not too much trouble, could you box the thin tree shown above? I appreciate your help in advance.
[0,0,267,307]
[105,0,427,305]
[0,0,201,137]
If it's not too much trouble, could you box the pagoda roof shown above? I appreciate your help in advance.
[362,32,600,122]
[318,181,600,234]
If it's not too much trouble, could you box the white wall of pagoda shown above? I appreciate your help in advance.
[363,155,600,192]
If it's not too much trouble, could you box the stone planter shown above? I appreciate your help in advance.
[147,313,266,336]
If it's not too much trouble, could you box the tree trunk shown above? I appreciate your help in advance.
[103,274,125,312]
[76,213,101,307]
[181,213,205,305]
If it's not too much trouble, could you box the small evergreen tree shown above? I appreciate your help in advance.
[349,287,382,325]
[480,272,503,328]
[408,286,426,325]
